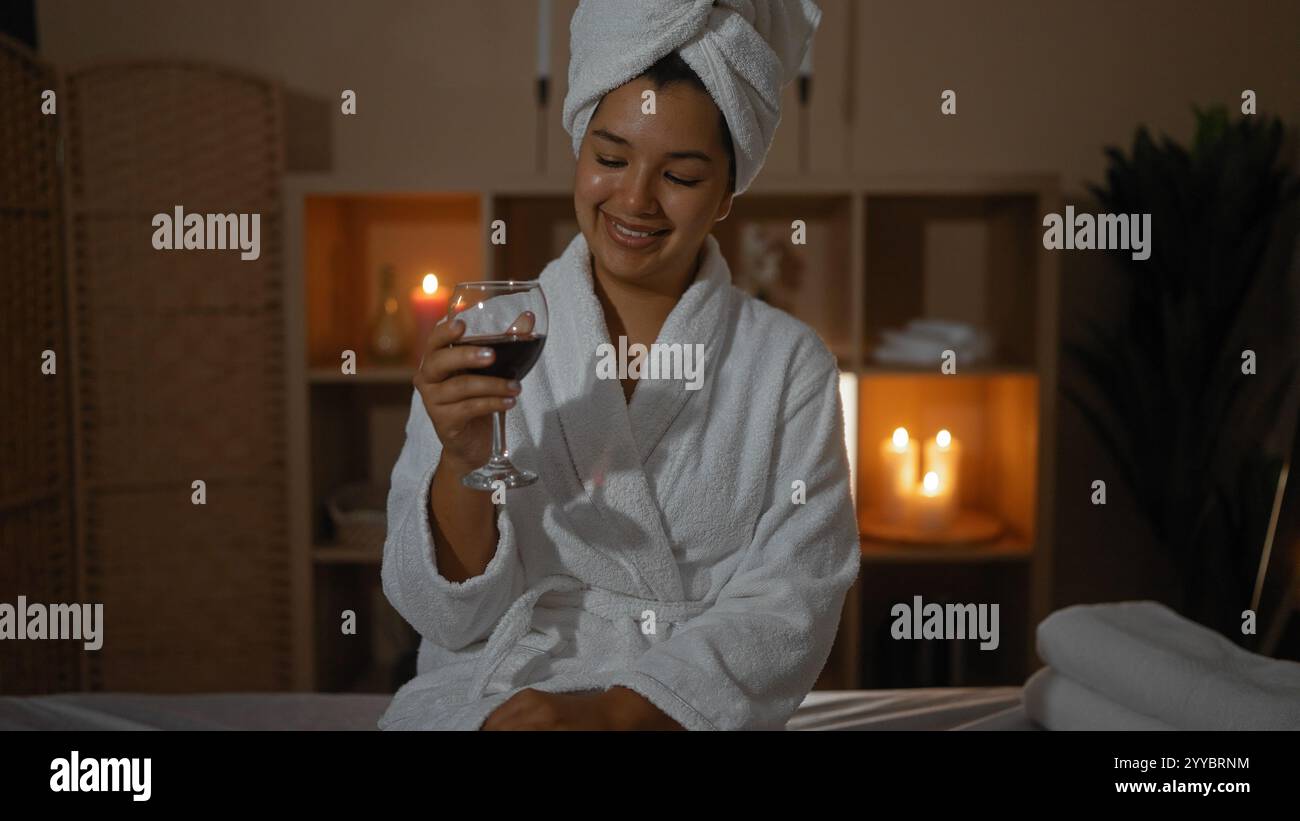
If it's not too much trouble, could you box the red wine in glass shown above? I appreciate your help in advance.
[447,281,549,490]
[452,333,546,381]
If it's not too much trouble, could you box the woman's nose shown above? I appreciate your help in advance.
[616,166,659,216]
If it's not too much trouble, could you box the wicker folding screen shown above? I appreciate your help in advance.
[0,36,81,695]
[62,62,291,691]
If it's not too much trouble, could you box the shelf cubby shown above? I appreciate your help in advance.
[863,193,1042,369]
[855,373,1039,547]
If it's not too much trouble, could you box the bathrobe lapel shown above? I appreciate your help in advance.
[532,233,731,603]
[624,235,731,464]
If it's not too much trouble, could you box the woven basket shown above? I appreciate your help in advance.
[327,483,388,554]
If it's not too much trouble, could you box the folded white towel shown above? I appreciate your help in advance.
[1036,601,1300,730]
[873,338,989,365]
[871,319,993,366]
[1022,667,1175,731]
[562,0,821,196]
[906,318,981,347]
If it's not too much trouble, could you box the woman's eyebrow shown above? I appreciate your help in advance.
[592,128,713,163]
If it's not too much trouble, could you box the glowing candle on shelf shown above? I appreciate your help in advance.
[411,273,449,355]
[923,428,961,509]
[913,469,956,531]
[879,426,918,524]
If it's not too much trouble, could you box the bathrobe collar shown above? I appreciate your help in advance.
[532,231,733,601]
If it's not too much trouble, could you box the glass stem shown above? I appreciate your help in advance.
[490,410,508,465]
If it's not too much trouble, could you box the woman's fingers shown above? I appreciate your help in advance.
[419,313,536,386]
[431,396,515,432]
[482,695,528,731]
[415,319,464,383]
[425,316,466,352]
[506,310,536,336]
[431,374,520,405]
[482,690,551,731]
[418,341,496,384]
[415,315,530,452]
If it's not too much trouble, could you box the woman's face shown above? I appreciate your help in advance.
[574,77,733,295]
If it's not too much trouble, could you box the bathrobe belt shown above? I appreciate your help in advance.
[466,575,715,701]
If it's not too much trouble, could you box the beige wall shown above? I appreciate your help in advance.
[37,0,1300,194]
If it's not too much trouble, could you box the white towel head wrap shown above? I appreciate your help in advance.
[562,0,822,196]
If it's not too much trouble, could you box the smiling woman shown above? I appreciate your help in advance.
[380,0,857,732]
[577,53,736,308]
[575,62,741,400]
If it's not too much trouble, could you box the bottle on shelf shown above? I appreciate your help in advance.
[368,264,409,365]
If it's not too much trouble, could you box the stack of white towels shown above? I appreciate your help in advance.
[1024,601,1300,730]
[872,319,993,367]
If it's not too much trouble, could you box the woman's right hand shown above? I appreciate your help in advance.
[414,318,522,469]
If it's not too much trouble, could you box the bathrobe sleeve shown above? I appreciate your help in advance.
[380,389,526,651]
[607,347,861,730]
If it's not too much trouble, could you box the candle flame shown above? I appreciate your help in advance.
[891,427,909,450]
[921,471,940,495]
[936,429,952,448]
[422,273,439,295]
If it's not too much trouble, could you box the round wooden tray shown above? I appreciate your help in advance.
[860,508,1003,546]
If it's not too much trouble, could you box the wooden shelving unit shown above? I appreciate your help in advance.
[859,536,1032,564]
[849,180,1060,688]
[284,173,1060,693]
[308,367,411,385]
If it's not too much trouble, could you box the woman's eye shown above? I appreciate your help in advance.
[596,157,699,187]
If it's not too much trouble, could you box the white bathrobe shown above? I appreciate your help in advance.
[378,231,860,730]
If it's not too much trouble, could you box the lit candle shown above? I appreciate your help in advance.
[879,426,918,524]
[922,429,961,508]
[912,470,955,531]
[410,272,449,356]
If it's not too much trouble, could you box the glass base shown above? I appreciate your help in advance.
[461,460,537,491]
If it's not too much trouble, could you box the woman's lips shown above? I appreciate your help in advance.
[603,212,669,251]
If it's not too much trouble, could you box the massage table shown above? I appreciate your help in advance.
[0,687,1035,731]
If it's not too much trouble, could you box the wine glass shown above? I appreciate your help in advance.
[447,281,548,490]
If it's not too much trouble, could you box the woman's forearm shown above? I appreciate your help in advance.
[428,455,500,582]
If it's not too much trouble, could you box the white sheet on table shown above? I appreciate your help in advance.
[0,688,1031,731]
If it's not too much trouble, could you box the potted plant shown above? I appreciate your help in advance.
[1065,105,1300,639]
